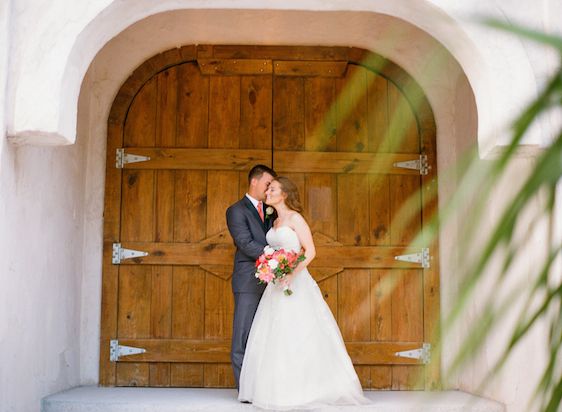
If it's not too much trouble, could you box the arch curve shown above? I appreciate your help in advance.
[8,3,481,149]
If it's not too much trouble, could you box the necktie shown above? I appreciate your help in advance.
[257,201,265,222]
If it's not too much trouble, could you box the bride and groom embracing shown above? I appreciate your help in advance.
[226,165,370,410]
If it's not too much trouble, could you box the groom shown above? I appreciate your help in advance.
[226,164,277,390]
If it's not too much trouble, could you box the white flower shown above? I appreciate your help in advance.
[265,206,274,216]
[264,245,275,256]
[268,259,279,270]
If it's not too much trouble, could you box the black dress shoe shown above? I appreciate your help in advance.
[240,400,252,404]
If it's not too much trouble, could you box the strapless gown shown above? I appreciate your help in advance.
[238,226,370,410]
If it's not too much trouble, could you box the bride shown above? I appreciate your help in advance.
[238,176,370,410]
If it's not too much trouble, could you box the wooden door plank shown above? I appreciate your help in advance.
[155,171,175,242]
[204,364,235,387]
[151,267,172,339]
[99,122,123,386]
[172,267,205,339]
[392,366,424,390]
[370,270,393,342]
[149,363,170,387]
[103,124,124,241]
[100,244,119,340]
[120,170,154,241]
[176,63,209,148]
[119,148,271,170]
[337,174,369,246]
[389,175,421,246]
[273,77,304,150]
[99,337,116,386]
[274,151,422,174]
[304,77,337,152]
[117,148,421,175]
[150,262,173,386]
[369,174,391,246]
[198,59,272,75]
[204,274,234,340]
[111,339,427,365]
[387,82,419,154]
[206,171,239,237]
[117,266,152,339]
[209,76,240,148]
[170,364,204,387]
[124,76,157,147]
[367,72,390,153]
[156,67,178,147]
[174,171,207,242]
[338,269,371,342]
[305,174,337,239]
[371,366,392,390]
[116,363,149,387]
[274,60,347,77]
[391,269,423,342]
[113,241,429,268]
[240,76,273,149]
[336,64,368,152]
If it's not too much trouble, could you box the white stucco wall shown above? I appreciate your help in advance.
[0,2,86,411]
[1,1,560,412]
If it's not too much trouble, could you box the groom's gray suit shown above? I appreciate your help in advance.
[226,196,274,388]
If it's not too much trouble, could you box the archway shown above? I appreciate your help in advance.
[76,8,478,387]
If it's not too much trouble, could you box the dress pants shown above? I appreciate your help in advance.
[231,292,262,389]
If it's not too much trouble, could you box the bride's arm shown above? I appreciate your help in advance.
[288,213,316,274]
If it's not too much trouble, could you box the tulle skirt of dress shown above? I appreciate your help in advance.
[238,268,370,410]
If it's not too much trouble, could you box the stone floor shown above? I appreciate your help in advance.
[42,386,505,412]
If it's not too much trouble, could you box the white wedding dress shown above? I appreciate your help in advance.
[238,226,370,410]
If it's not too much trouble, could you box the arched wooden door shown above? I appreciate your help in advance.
[100,45,439,390]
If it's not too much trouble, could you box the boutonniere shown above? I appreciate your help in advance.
[265,206,274,219]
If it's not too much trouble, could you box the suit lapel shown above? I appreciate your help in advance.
[243,196,266,231]
[263,204,275,231]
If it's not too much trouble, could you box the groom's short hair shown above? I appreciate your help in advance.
[248,164,277,184]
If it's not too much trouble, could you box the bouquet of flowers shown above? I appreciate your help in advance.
[255,246,305,296]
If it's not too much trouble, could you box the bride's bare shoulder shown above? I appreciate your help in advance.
[288,212,307,227]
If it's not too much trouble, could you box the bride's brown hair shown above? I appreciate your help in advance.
[275,176,304,213]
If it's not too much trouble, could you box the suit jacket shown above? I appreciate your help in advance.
[226,196,275,293]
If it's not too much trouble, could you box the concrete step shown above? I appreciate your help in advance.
[42,386,505,412]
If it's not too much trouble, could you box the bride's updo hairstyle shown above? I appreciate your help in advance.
[275,176,304,213]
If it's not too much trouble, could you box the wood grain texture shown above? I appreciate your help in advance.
[337,174,369,246]
[156,67,178,147]
[172,267,205,339]
[120,170,154,242]
[336,65,368,152]
[208,76,240,149]
[275,151,421,175]
[274,60,347,77]
[240,76,272,149]
[114,241,428,269]
[176,63,208,148]
[114,339,427,365]
[273,77,304,150]
[305,77,337,152]
[198,59,272,75]
[124,76,157,147]
[119,148,271,170]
